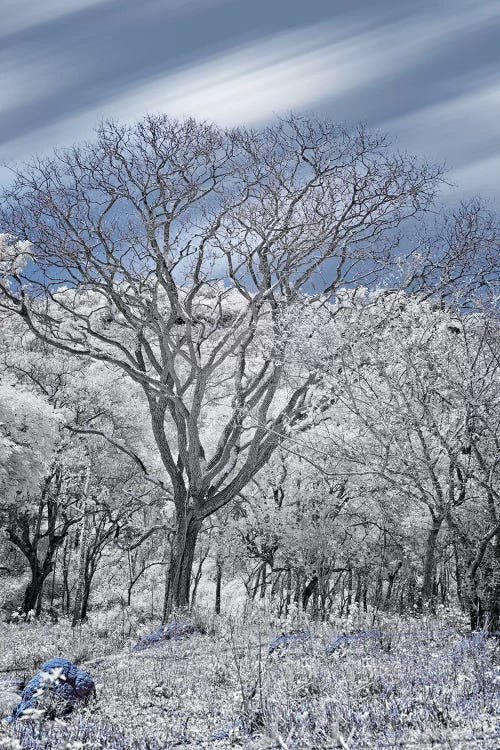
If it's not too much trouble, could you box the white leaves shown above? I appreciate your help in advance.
[0,382,62,504]
[0,233,33,277]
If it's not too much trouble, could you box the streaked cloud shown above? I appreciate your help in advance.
[380,75,500,199]
[0,0,499,201]
[1,0,110,36]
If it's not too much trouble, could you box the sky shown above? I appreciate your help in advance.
[1,0,499,203]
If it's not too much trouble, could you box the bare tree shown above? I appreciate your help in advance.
[4,463,83,616]
[0,114,441,617]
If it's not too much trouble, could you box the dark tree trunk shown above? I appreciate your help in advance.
[454,542,463,605]
[250,566,261,600]
[486,531,500,631]
[190,558,204,608]
[284,568,292,617]
[362,579,368,612]
[422,516,443,608]
[470,593,485,631]
[260,563,267,599]
[302,573,318,612]
[385,561,403,608]
[22,560,53,616]
[80,564,96,621]
[80,583,91,621]
[346,568,353,615]
[22,572,44,615]
[163,512,201,620]
[215,560,223,615]
[354,571,362,607]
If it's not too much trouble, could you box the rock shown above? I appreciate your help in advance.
[132,621,198,652]
[268,630,313,654]
[9,657,95,722]
[325,628,382,653]
[208,718,250,741]
[0,690,22,717]
[0,677,22,719]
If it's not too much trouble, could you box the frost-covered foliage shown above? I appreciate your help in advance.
[0,234,32,278]
[0,382,62,504]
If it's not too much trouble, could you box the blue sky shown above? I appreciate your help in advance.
[1,0,499,202]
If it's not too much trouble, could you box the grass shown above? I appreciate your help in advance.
[0,609,498,749]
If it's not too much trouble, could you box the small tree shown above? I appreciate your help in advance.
[0,114,441,616]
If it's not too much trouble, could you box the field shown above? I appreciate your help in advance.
[0,609,498,750]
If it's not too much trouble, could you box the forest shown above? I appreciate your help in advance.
[0,115,498,749]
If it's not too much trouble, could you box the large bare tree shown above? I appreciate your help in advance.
[0,114,441,616]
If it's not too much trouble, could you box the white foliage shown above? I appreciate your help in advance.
[0,382,62,504]
[0,234,33,277]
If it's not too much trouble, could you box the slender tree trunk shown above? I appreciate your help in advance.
[62,540,71,614]
[50,547,58,610]
[385,561,403,608]
[354,571,362,608]
[260,562,267,599]
[190,556,205,608]
[346,568,353,616]
[215,559,223,615]
[488,534,500,631]
[163,512,201,620]
[72,467,91,627]
[454,542,463,606]
[284,568,292,616]
[250,566,261,600]
[302,573,318,612]
[80,574,93,621]
[422,515,443,608]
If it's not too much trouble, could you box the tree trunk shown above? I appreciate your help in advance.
[385,561,403,608]
[22,559,54,617]
[284,568,292,617]
[302,573,318,612]
[163,513,201,620]
[346,568,353,616]
[260,562,267,599]
[422,515,443,608]
[191,549,207,608]
[354,571,362,608]
[72,468,91,627]
[487,535,500,631]
[22,567,44,615]
[215,559,223,615]
[49,547,58,610]
[80,576,92,621]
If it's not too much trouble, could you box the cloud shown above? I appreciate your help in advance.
[380,76,500,168]
[48,0,500,127]
[446,152,500,202]
[94,2,500,127]
[1,0,499,198]
[2,0,110,36]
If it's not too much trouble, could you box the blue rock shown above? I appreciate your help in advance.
[9,657,95,721]
[325,628,382,653]
[268,630,313,654]
[132,621,198,652]
[208,718,250,741]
